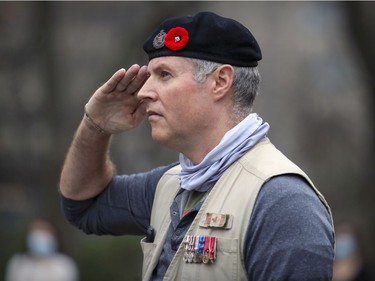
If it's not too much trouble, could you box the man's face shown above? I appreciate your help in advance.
[137,56,215,152]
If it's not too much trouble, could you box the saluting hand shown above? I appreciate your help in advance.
[85,64,149,134]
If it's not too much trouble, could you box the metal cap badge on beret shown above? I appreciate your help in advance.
[143,11,262,67]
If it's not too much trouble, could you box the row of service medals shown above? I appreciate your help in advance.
[183,235,217,264]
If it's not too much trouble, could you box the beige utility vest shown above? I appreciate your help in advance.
[140,138,332,281]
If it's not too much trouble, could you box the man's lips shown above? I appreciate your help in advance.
[146,109,160,116]
[146,109,162,120]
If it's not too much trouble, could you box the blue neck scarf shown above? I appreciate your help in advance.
[178,113,270,192]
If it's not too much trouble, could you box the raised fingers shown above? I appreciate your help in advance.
[98,65,148,96]
[100,68,126,94]
[115,64,143,93]
[124,65,148,95]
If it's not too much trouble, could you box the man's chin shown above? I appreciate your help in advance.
[151,130,168,145]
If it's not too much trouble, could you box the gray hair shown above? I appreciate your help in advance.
[187,58,261,117]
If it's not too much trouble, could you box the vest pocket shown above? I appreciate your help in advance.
[181,237,242,281]
[140,237,157,279]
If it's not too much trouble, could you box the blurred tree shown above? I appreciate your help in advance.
[344,1,375,275]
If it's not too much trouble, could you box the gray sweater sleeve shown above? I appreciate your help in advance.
[61,164,177,236]
[244,174,334,280]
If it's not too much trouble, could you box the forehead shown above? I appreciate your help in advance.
[148,56,194,71]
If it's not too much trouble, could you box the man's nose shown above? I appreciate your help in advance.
[137,77,158,101]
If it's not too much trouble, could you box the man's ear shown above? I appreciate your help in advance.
[211,64,234,101]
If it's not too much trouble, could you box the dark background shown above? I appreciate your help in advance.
[1,2,374,280]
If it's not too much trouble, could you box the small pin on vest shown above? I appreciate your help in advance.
[199,213,233,229]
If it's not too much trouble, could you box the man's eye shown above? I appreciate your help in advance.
[160,71,171,78]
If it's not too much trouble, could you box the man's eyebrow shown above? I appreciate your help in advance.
[153,62,171,70]
[148,63,173,75]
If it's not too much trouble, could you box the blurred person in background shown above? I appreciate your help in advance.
[5,218,79,281]
[333,223,372,281]
[59,11,334,280]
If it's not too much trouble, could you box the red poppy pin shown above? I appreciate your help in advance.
[165,27,189,51]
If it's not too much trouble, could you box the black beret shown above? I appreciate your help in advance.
[143,11,262,67]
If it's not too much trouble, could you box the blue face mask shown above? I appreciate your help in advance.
[335,233,357,260]
[27,230,58,256]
